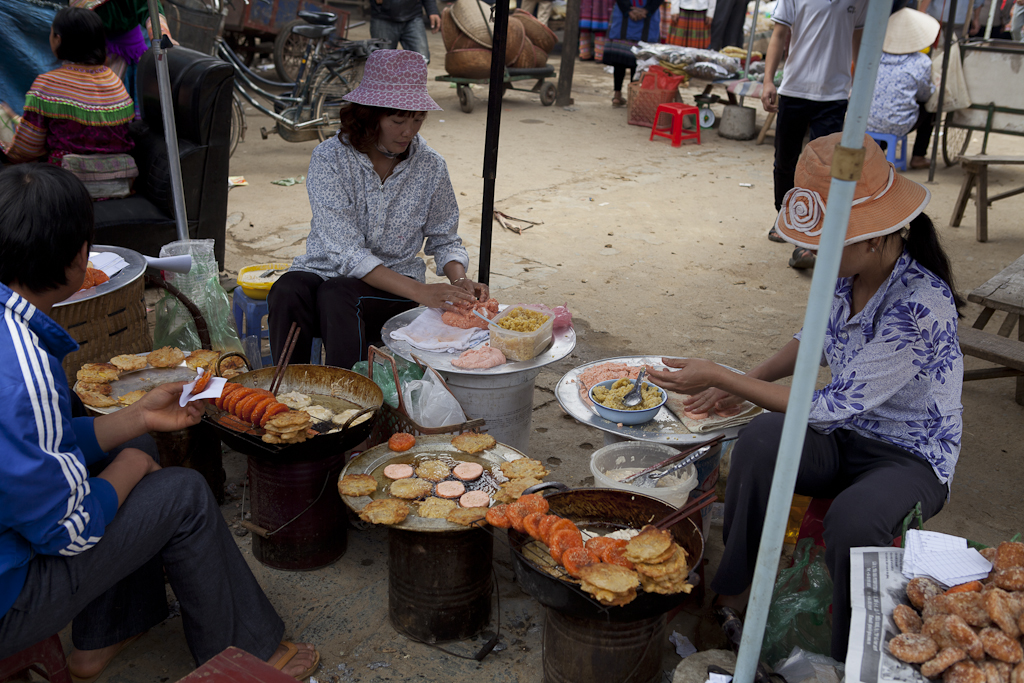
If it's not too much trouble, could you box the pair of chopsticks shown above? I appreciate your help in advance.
[269,322,300,395]
[654,489,718,531]
[618,434,725,483]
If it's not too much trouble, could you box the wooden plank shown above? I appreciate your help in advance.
[951,163,977,228]
[997,312,1019,337]
[175,648,296,683]
[960,155,1024,165]
[977,163,989,242]
[967,253,1024,316]
[959,326,1024,372]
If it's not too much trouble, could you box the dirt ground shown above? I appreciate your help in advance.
[54,20,1024,683]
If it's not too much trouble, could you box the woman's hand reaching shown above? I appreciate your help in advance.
[136,381,204,433]
[683,388,743,416]
[646,357,723,395]
[417,282,478,312]
[455,277,489,303]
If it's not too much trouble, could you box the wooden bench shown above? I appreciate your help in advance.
[949,155,1024,242]
[959,253,1024,405]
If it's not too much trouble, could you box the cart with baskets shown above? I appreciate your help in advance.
[436,65,557,114]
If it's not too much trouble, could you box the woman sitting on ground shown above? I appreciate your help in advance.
[1,7,134,165]
[269,49,488,369]
[649,133,964,661]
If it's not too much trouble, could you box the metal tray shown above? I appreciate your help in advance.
[340,434,528,532]
[555,355,746,445]
[380,306,576,376]
[55,245,146,307]
[75,353,196,415]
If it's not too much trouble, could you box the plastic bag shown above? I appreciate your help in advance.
[761,538,834,664]
[402,367,467,428]
[640,64,687,91]
[532,303,573,332]
[352,356,425,409]
[773,647,844,683]
[153,240,243,355]
[685,62,730,79]
[925,41,971,114]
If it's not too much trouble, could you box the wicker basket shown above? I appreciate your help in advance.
[445,48,493,79]
[364,346,485,448]
[513,8,557,53]
[51,276,152,386]
[627,80,681,128]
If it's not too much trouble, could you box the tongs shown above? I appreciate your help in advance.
[618,434,725,485]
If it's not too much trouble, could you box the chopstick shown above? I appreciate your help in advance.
[654,489,718,530]
[619,434,724,483]
[269,322,300,395]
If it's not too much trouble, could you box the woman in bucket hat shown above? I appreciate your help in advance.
[649,133,965,660]
[269,49,488,369]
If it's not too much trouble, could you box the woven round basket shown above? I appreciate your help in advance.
[532,43,547,67]
[51,276,152,387]
[451,0,494,48]
[505,17,526,66]
[513,8,557,53]
[441,7,459,52]
[513,36,535,68]
[445,48,492,78]
[452,31,482,51]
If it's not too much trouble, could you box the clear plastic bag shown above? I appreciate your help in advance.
[401,367,467,428]
[761,538,834,664]
[352,356,425,409]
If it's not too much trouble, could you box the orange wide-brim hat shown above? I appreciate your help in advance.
[774,133,931,249]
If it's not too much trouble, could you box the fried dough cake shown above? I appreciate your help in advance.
[118,390,147,406]
[338,474,378,497]
[359,498,409,525]
[77,382,112,396]
[500,457,549,480]
[185,349,220,371]
[494,477,542,503]
[417,497,457,519]
[624,525,675,564]
[390,478,433,500]
[148,346,186,368]
[77,389,118,408]
[77,363,120,383]
[579,563,640,606]
[110,354,148,372]
[447,507,488,526]
[415,460,451,482]
[451,432,496,454]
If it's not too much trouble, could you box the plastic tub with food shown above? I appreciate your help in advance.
[590,441,698,508]
[237,263,290,300]
[488,304,554,362]
[588,378,667,426]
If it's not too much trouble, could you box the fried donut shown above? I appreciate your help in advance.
[522,511,546,540]
[995,543,1024,571]
[891,633,940,663]
[216,383,242,409]
[517,493,550,515]
[250,396,277,426]
[985,662,1013,683]
[948,592,992,627]
[981,547,999,564]
[506,501,530,533]
[601,543,636,570]
[237,394,262,423]
[985,589,1022,638]
[486,504,512,529]
[545,518,580,546]
[537,515,559,542]
[945,614,984,660]
[994,568,1024,592]
[895,604,924,634]
[980,627,1023,663]
[925,595,956,621]
[1011,663,1024,683]
[944,661,986,683]
[923,648,968,679]
[549,528,584,564]
[260,402,289,427]
[562,547,599,579]
[224,387,254,413]
[909,578,946,609]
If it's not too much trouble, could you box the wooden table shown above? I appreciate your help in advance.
[960,253,1024,405]
[949,155,1024,242]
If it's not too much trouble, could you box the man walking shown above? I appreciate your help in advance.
[370,0,441,63]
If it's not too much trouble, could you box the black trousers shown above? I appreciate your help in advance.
[709,413,947,661]
[913,108,935,159]
[709,0,746,51]
[774,96,848,210]
[613,66,635,92]
[268,270,417,370]
[0,468,283,665]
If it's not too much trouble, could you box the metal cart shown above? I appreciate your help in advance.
[435,66,558,113]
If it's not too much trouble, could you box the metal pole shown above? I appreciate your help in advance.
[744,0,762,78]
[927,0,957,183]
[556,0,581,106]
[478,0,511,286]
[984,0,997,39]
[730,1,892,681]
[146,0,190,244]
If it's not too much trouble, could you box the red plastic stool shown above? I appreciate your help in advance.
[0,634,71,683]
[649,103,701,147]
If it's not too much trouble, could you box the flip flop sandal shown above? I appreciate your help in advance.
[767,226,787,243]
[612,96,626,108]
[273,641,321,680]
[69,632,146,683]
[789,247,816,270]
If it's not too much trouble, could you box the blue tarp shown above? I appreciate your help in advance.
[0,0,62,115]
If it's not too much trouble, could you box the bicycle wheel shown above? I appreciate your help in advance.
[311,67,358,142]
[942,113,972,167]
[274,20,309,83]
[229,92,246,157]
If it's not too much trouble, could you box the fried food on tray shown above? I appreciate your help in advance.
[185,349,219,371]
[217,355,246,378]
[517,493,550,515]
[891,633,941,664]
[77,389,118,408]
[895,604,924,634]
[263,410,312,444]
[486,504,511,528]
[415,460,451,482]
[980,628,1024,663]
[389,477,433,500]
[110,354,148,372]
[500,457,549,480]
[147,346,186,368]
[118,390,147,406]
[453,461,484,481]
[384,464,415,480]
[624,525,674,564]
[418,497,457,519]
[447,506,488,526]
[459,490,491,508]
[984,589,1021,638]
[435,481,466,499]
[635,546,693,595]
[77,381,112,396]
[579,563,640,607]
[359,498,409,525]
[77,362,120,383]
[451,432,496,454]
[562,547,600,579]
[922,647,968,678]
[338,474,378,497]
[909,577,946,609]
[995,543,1024,571]
[944,661,986,683]
[388,432,416,452]
[494,477,542,503]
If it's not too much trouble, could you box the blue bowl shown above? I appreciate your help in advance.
[588,378,667,426]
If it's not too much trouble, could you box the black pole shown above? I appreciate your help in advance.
[928,0,957,182]
[478,2,510,286]
[556,0,580,106]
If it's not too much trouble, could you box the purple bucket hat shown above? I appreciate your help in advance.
[342,49,442,112]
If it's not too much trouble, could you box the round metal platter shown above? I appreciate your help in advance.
[555,355,745,446]
[340,434,528,532]
[380,306,576,376]
[54,245,146,307]
[75,353,196,415]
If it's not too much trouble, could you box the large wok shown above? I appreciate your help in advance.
[508,486,704,622]
[204,364,383,462]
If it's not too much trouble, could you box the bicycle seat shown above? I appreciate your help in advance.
[292,24,336,39]
[297,10,336,25]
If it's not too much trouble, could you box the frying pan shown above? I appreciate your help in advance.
[203,364,383,462]
[508,486,704,622]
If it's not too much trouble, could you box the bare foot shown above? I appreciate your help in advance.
[267,642,318,679]
[68,636,139,679]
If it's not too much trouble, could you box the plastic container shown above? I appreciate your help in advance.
[488,305,554,362]
[236,263,290,300]
[590,441,698,508]
[588,379,667,426]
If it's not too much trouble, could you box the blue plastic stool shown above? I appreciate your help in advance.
[867,131,908,172]
[231,288,273,368]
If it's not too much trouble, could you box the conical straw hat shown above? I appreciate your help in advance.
[451,0,495,49]
[884,8,940,55]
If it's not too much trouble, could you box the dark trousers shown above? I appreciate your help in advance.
[709,413,947,661]
[774,96,849,210]
[709,0,746,51]
[913,108,935,159]
[268,270,417,370]
[0,468,283,665]
[613,66,635,92]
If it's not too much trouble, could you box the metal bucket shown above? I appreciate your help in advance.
[440,368,540,454]
[542,608,666,683]
[388,526,493,642]
[247,451,347,571]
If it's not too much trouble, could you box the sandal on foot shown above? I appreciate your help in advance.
[273,641,321,681]
[789,247,816,270]
[767,226,786,243]
[713,605,745,652]
[69,633,146,683]
[612,96,626,108]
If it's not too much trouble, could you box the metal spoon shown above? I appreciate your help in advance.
[621,367,648,407]
[629,442,713,488]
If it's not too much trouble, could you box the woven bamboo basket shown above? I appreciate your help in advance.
[532,44,547,68]
[51,276,152,386]
[445,48,492,79]
[513,38,535,68]
[513,8,557,53]
[441,7,459,51]
[505,18,526,66]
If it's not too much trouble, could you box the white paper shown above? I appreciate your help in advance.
[89,251,130,279]
[707,672,734,683]
[178,368,228,407]
[902,529,991,586]
[389,308,489,353]
[670,632,698,659]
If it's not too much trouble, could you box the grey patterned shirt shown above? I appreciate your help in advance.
[290,133,468,283]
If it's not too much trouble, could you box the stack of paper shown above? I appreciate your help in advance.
[902,529,992,586]
[89,251,129,279]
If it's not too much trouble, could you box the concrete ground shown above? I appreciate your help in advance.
[48,17,1024,683]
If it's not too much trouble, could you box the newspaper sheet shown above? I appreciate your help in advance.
[845,547,928,683]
